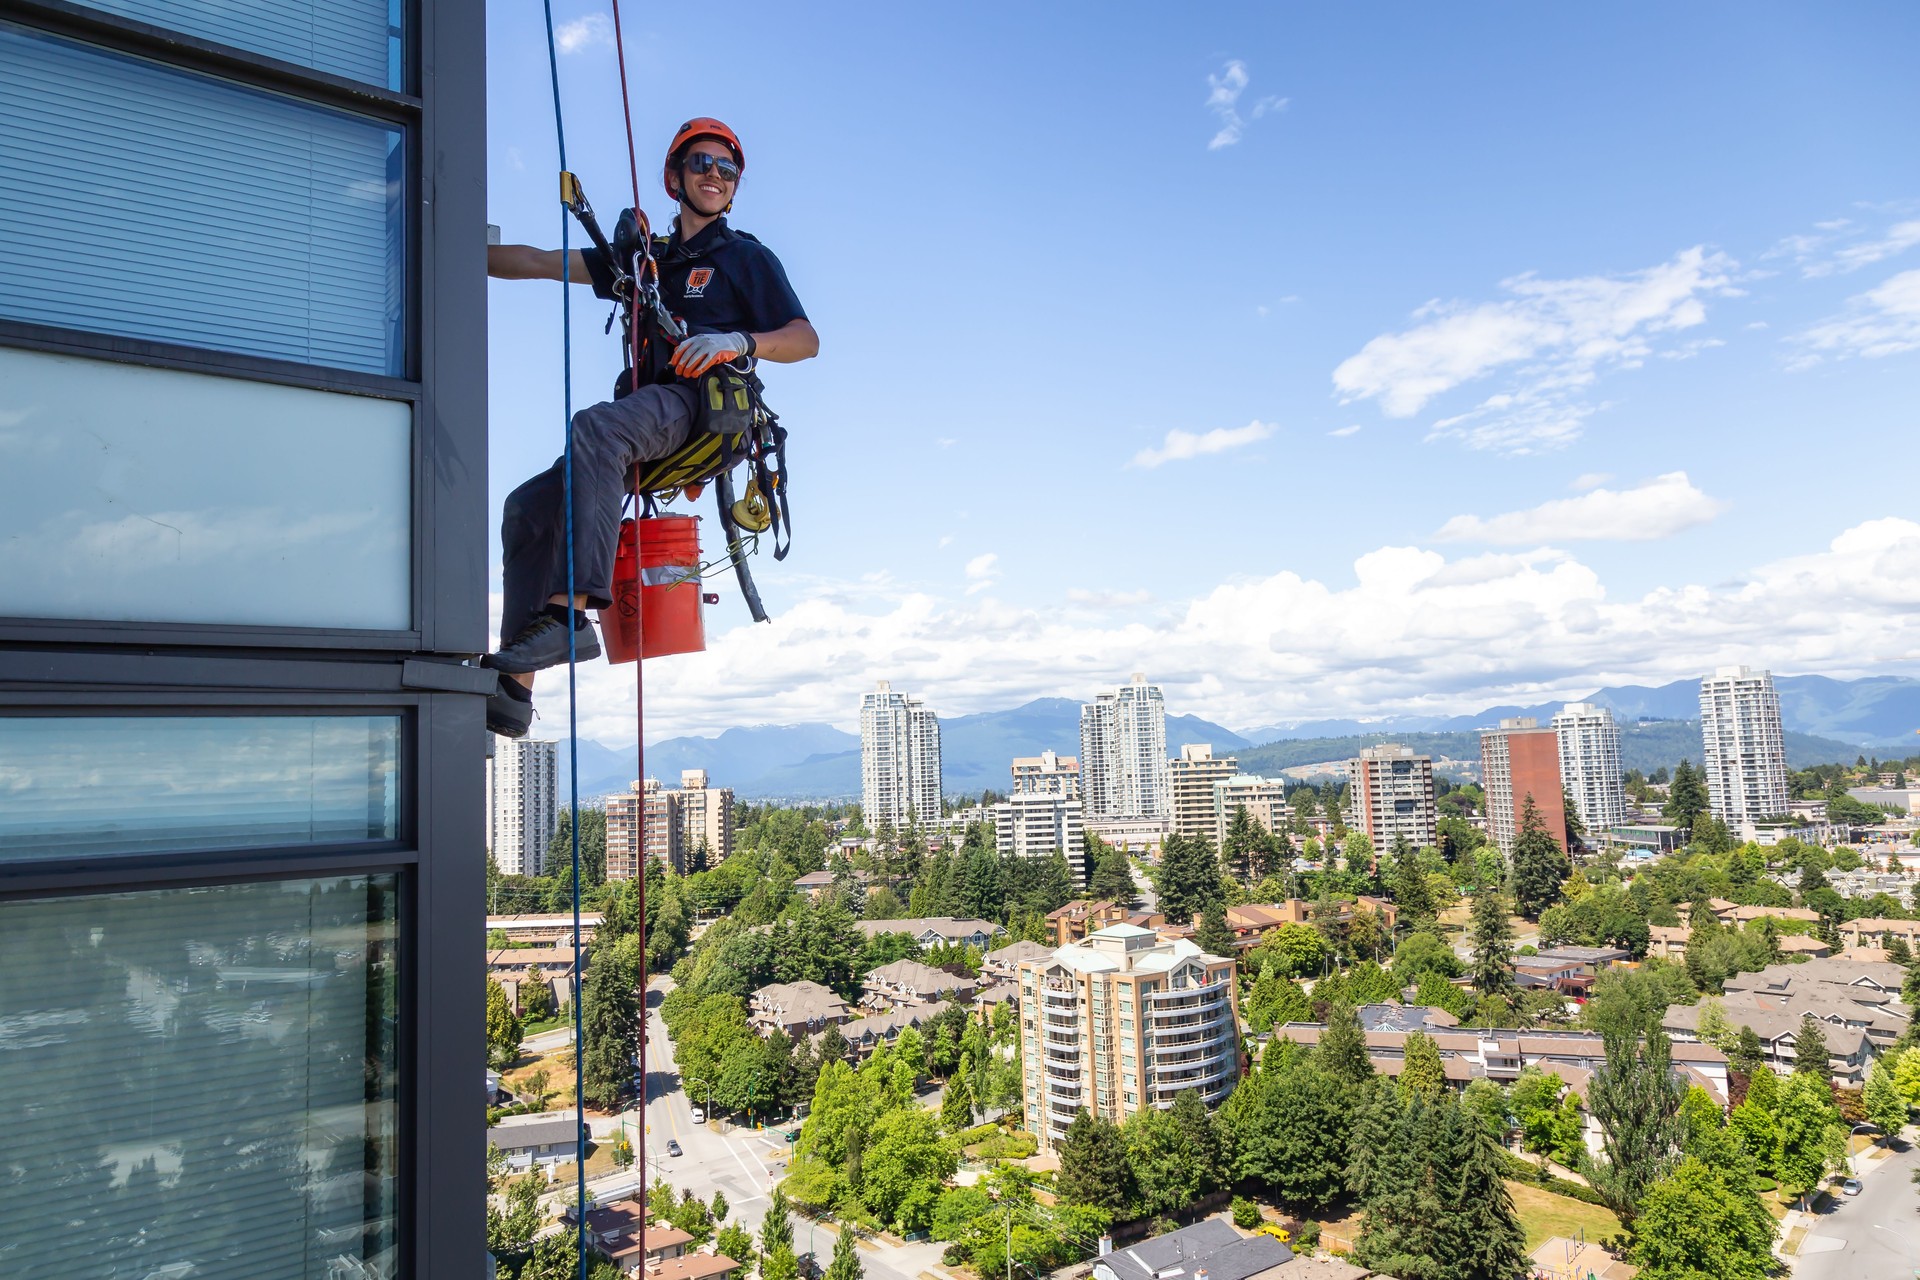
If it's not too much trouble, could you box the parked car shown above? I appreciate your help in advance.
[1841,1178,1862,1197]
[796,1253,822,1279]
[666,1140,683,1157]
[690,1106,705,1123]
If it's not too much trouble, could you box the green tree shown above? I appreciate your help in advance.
[1169,1088,1228,1194]
[1195,901,1238,957]
[760,1186,794,1257]
[762,1245,799,1280]
[1399,1031,1445,1102]
[1266,921,1332,978]
[1511,1067,1584,1167]
[485,1172,544,1272]
[861,1105,957,1233]
[1221,804,1263,883]
[824,1224,864,1280]
[1584,981,1685,1224]
[1390,835,1437,924]
[581,941,642,1109]
[1728,1023,1766,1077]
[1441,1100,1531,1280]
[1663,759,1710,830]
[486,977,524,1070]
[1086,838,1136,905]
[717,1223,756,1269]
[941,1074,976,1132]
[1124,1103,1202,1219]
[1509,793,1570,919]
[1631,1156,1776,1280]
[1777,1069,1842,1205]
[1318,1000,1374,1088]
[1220,1049,1349,1211]
[1153,832,1226,923]
[1864,1055,1906,1140]
[1469,883,1515,995]
[1055,1108,1132,1212]
[1792,1013,1830,1076]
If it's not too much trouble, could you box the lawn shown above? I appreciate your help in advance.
[1503,1180,1622,1252]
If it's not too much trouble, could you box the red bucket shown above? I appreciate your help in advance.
[599,515,706,664]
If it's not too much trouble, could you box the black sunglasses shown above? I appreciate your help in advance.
[683,153,740,183]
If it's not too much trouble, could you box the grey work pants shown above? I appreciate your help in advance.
[498,383,695,646]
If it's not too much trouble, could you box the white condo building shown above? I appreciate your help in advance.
[1700,667,1790,828]
[1080,674,1169,819]
[860,681,943,830]
[1553,702,1626,835]
[994,792,1089,882]
[486,737,558,876]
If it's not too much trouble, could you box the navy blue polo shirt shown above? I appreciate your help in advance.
[581,215,807,338]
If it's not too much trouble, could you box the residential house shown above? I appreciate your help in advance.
[1356,1003,1459,1032]
[1664,1000,1876,1085]
[981,939,1053,981]
[974,980,1020,1019]
[487,945,576,1015]
[1046,899,1131,945]
[748,980,852,1038]
[824,1001,951,1057]
[1715,903,1819,928]
[861,959,976,1010]
[854,916,1004,950]
[1093,1219,1293,1280]
[1778,935,1832,958]
[487,1112,581,1170]
[1841,918,1920,950]
[1646,925,1689,959]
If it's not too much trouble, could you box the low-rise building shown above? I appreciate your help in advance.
[1201,898,1400,949]
[982,939,1054,981]
[1093,1219,1293,1280]
[1607,823,1686,854]
[1841,917,1920,950]
[1664,1001,1873,1084]
[1046,898,1131,945]
[1082,813,1172,855]
[487,945,576,1015]
[487,911,602,947]
[487,1112,581,1169]
[854,916,1005,950]
[825,1001,951,1057]
[861,959,976,1010]
[749,980,852,1038]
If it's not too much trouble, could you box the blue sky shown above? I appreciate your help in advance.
[484,1,1920,743]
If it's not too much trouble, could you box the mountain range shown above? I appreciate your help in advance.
[552,675,1920,803]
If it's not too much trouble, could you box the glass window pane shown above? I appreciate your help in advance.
[0,716,400,859]
[0,22,406,375]
[0,348,411,629]
[75,0,403,89]
[0,875,400,1280]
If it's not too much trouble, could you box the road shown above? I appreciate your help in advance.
[586,979,946,1280]
[1791,1140,1920,1280]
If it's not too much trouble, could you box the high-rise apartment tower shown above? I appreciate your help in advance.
[1169,744,1239,843]
[1553,702,1625,837]
[861,681,943,829]
[1080,674,1170,819]
[1699,667,1790,828]
[487,737,558,877]
[1480,718,1567,856]
[1345,744,1438,848]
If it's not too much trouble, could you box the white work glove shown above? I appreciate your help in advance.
[671,331,752,378]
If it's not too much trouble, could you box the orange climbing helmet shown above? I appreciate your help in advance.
[663,117,745,206]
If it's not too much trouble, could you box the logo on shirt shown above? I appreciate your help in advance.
[684,267,715,298]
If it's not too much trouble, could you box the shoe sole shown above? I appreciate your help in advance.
[486,634,602,674]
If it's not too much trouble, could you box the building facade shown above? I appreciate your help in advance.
[994,791,1089,881]
[1168,743,1239,843]
[1020,925,1239,1151]
[1214,774,1290,840]
[1011,750,1079,797]
[488,736,558,876]
[606,770,733,877]
[675,768,735,865]
[1345,744,1438,847]
[1080,673,1170,819]
[860,680,943,829]
[1480,719,1568,856]
[0,1,487,1272]
[1553,702,1625,837]
[1699,666,1790,829]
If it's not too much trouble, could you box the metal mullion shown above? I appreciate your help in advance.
[0,844,419,901]
[0,653,446,694]
[1,0,423,122]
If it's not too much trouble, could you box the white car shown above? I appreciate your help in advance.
[690,1106,705,1123]
[1841,1178,1862,1197]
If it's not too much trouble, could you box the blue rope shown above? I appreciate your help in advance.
[535,2,588,1277]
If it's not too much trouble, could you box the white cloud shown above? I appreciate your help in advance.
[1204,61,1284,150]
[936,535,954,549]
[1570,472,1612,492]
[1792,268,1920,366]
[937,437,956,448]
[533,517,1920,743]
[964,553,998,580]
[1328,424,1362,438]
[1434,471,1728,544]
[1067,588,1152,609]
[1773,215,1920,278]
[554,14,611,53]
[1130,419,1277,468]
[1333,247,1738,452]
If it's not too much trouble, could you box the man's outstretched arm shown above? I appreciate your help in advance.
[752,317,819,364]
[487,244,593,281]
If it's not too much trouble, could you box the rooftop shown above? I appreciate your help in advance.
[1094,1220,1292,1280]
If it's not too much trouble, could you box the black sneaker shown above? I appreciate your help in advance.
[487,675,536,738]
[487,613,601,674]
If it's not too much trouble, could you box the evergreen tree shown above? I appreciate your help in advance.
[1169,1088,1228,1194]
[1390,835,1436,923]
[1664,759,1710,830]
[1195,901,1238,957]
[1508,794,1569,919]
[1086,838,1136,904]
[1728,1024,1766,1078]
[1437,1102,1530,1280]
[1152,832,1226,923]
[1468,883,1515,995]
[1317,1001,1374,1089]
[1584,979,1685,1224]
[1864,1056,1906,1138]
[485,977,524,1069]
[1055,1109,1132,1212]
[1793,1013,1830,1076]
[941,1074,976,1132]
[580,941,641,1110]
[1221,1049,1349,1210]
[1221,805,1262,883]
[824,1221,864,1280]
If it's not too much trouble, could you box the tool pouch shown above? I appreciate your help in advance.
[693,363,758,436]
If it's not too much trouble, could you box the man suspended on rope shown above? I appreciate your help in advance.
[483,117,817,737]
